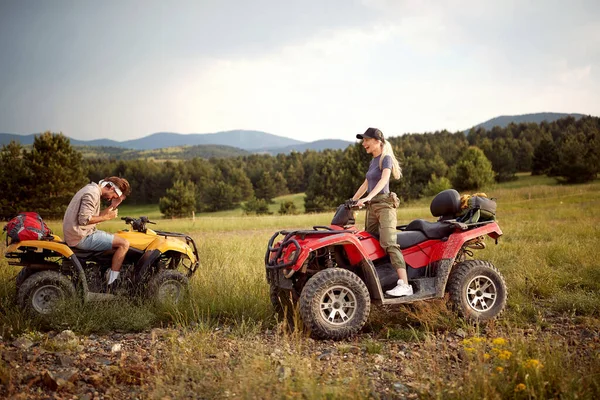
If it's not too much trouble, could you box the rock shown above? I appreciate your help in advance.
[86,373,104,387]
[373,354,385,363]
[12,337,34,350]
[41,369,77,391]
[317,350,333,361]
[53,330,79,350]
[2,350,19,363]
[111,343,122,353]
[455,328,467,338]
[96,357,112,366]
[59,354,74,367]
[403,366,415,376]
[393,382,409,393]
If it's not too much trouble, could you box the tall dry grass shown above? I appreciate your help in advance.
[1,174,599,398]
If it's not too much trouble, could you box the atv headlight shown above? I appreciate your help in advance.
[287,250,297,262]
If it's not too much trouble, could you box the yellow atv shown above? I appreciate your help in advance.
[4,216,199,317]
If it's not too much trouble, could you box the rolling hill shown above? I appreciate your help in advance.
[466,112,587,131]
[74,144,251,160]
[0,130,303,151]
[0,129,352,158]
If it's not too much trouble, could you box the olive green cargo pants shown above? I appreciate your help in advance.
[365,192,406,270]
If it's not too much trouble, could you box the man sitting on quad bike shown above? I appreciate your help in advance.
[353,127,411,297]
[63,176,131,290]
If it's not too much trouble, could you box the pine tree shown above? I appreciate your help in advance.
[0,141,31,219]
[23,132,87,218]
[449,147,495,191]
[159,180,196,217]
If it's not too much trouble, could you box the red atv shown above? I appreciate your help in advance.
[265,189,507,340]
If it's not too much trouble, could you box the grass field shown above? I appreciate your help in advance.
[1,174,599,399]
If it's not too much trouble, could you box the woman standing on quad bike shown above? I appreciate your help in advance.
[352,127,412,297]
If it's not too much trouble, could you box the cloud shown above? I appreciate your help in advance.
[1,0,598,141]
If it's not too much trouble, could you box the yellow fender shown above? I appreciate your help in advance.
[5,235,73,257]
[145,236,197,263]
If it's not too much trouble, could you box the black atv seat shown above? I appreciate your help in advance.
[396,231,428,249]
[71,248,113,261]
[70,247,144,261]
[404,219,456,240]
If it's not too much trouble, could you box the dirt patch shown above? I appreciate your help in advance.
[1,316,598,399]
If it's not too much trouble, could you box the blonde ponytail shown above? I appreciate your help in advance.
[380,141,402,180]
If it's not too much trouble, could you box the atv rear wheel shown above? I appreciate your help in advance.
[299,268,370,340]
[17,271,77,317]
[147,269,189,306]
[16,267,34,289]
[448,260,507,321]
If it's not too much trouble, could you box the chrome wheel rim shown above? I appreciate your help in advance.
[32,285,63,314]
[318,285,357,325]
[466,275,497,312]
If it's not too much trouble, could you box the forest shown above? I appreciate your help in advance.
[0,115,598,220]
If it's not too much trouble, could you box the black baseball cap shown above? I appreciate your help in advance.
[356,127,385,141]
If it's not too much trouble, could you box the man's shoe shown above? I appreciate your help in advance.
[105,277,121,294]
[386,279,413,297]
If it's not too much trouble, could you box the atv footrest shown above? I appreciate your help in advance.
[381,277,438,304]
[411,277,436,293]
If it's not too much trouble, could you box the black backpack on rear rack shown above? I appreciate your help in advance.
[456,196,497,224]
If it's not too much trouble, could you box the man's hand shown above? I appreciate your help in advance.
[100,207,118,221]
[111,194,126,209]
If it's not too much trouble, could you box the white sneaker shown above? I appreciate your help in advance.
[386,279,413,297]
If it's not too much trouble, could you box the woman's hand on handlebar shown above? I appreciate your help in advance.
[356,198,368,208]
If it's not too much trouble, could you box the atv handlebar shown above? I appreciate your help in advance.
[121,216,156,232]
[345,199,369,209]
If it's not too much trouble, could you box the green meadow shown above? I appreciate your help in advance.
[1,174,599,399]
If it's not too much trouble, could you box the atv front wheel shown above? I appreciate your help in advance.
[147,270,189,306]
[17,271,77,317]
[447,260,507,321]
[299,268,370,340]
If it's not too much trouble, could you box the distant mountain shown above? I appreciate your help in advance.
[467,112,587,132]
[117,130,305,150]
[0,130,350,158]
[0,130,304,151]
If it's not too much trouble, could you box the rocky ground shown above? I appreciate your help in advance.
[1,318,598,399]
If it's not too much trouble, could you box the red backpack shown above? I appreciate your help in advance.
[4,212,53,244]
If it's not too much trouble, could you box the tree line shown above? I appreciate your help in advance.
[0,116,598,220]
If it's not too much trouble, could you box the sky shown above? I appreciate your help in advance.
[1,0,599,143]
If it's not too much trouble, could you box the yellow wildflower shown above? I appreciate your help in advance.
[523,359,543,369]
[515,383,526,392]
[483,353,491,360]
[462,338,473,346]
[498,350,512,360]
[464,347,476,353]
[491,338,507,346]
[472,337,485,344]
[495,366,504,373]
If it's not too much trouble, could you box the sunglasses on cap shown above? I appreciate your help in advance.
[100,180,123,197]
